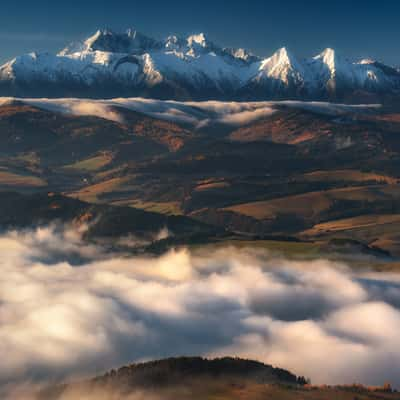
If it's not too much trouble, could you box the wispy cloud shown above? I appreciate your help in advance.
[13,98,380,129]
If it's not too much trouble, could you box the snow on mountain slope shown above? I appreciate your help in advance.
[306,48,400,93]
[60,29,162,56]
[253,48,305,83]
[223,47,260,63]
[1,28,399,100]
[0,50,140,84]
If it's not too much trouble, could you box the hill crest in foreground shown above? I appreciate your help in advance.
[37,357,399,400]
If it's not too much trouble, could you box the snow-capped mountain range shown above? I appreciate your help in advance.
[1,28,399,101]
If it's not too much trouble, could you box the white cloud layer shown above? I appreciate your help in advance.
[1,225,400,394]
[0,97,381,129]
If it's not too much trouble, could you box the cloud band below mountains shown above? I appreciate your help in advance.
[1,225,400,394]
[0,97,381,128]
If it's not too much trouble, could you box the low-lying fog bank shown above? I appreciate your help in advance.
[1,224,400,394]
[0,97,381,128]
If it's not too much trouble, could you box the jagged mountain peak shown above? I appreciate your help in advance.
[257,47,305,82]
[187,32,208,47]
[60,28,162,56]
[314,48,334,65]
[258,47,305,72]
[2,29,400,101]
[318,47,336,58]
[125,27,141,38]
[159,32,223,58]
[163,33,257,62]
[269,47,296,64]
[358,58,376,65]
[184,32,221,57]
[164,34,186,50]
[312,48,350,70]
[223,47,260,63]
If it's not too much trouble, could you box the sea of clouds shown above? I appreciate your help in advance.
[0,97,381,128]
[1,224,400,397]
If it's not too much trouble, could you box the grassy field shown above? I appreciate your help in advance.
[224,185,399,221]
[114,199,183,215]
[0,170,47,187]
[301,214,400,236]
[69,177,183,215]
[191,239,323,259]
[135,383,400,400]
[68,176,132,203]
[198,383,400,400]
[300,214,400,257]
[62,153,113,172]
[190,238,400,271]
[300,169,398,184]
[47,380,400,400]
[194,179,231,192]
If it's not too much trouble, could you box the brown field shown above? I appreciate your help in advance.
[62,153,113,172]
[301,169,398,184]
[300,214,400,256]
[0,170,47,187]
[373,113,400,123]
[301,214,400,236]
[69,176,132,203]
[224,185,400,221]
[191,239,322,258]
[68,176,183,214]
[151,383,400,400]
[113,199,183,215]
[54,381,400,400]
[195,181,231,191]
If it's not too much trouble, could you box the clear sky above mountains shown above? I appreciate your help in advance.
[0,0,399,65]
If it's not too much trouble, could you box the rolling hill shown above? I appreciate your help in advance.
[1,98,400,257]
[36,357,399,400]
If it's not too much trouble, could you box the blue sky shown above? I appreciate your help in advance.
[0,0,399,65]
